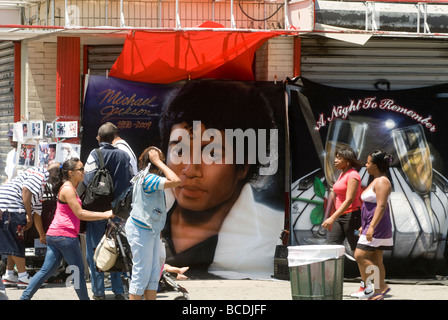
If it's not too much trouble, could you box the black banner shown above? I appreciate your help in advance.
[288,77,448,278]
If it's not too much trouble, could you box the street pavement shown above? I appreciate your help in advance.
[3,276,448,300]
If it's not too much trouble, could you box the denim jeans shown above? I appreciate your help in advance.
[85,220,124,297]
[0,210,27,257]
[125,219,161,296]
[20,236,89,300]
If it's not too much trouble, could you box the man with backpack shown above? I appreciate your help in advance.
[82,123,133,300]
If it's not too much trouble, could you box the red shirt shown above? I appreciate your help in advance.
[333,168,362,213]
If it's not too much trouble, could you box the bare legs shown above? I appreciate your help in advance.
[129,290,157,300]
[6,256,26,274]
[354,248,389,294]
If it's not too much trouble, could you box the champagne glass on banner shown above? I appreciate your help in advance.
[306,119,366,244]
[324,120,366,187]
[392,124,438,242]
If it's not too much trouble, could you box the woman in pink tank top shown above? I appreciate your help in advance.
[20,158,114,300]
[322,147,363,251]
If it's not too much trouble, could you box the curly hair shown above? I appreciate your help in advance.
[138,146,166,175]
[159,80,277,186]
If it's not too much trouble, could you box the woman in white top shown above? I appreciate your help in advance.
[354,150,393,300]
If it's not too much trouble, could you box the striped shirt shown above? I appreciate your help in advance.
[0,167,49,215]
[142,173,166,194]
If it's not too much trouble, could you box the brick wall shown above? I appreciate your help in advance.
[255,36,294,82]
[26,42,58,121]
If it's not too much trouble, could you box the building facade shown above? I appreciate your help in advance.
[0,0,448,181]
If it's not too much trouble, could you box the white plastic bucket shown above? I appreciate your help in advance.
[287,245,345,267]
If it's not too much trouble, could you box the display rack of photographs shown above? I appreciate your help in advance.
[13,119,80,175]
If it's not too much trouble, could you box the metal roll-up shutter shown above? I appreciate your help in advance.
[300,36,448,90]
[86,45,123,76]
[0,41,15,181]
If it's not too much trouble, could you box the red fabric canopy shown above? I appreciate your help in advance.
[109,23,281,83]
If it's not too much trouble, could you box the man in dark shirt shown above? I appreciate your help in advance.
[82,122,133,300]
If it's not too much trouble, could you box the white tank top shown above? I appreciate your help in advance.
[361,177,391,203]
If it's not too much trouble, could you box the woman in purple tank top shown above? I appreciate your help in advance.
[354,150,394,300]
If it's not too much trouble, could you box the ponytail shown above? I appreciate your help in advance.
[370,150,393,173]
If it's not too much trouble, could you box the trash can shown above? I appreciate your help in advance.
[288,245,345,300]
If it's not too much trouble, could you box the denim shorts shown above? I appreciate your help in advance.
[125,219,161,295]
[0,211,27,257]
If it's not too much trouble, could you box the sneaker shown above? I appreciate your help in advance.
[350,281,368,298]
[357,287,375,300]
[350,286,365,298]
[17,274,32,289]
[2,273,18,287]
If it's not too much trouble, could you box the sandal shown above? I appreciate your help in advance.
[367,288,391,300]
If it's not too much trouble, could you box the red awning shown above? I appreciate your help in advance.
[109,22,282,83]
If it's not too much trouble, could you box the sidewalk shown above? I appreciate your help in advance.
[3,277,448,300]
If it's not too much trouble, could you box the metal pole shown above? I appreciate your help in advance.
[264,0,267,30]
[64,0,69,27]
[417,3,421,33]
[231,0,236,28]
[176,0,181,28]
[424,3,430,33]
[158,0,162,28]
[120,0,125,27]
[365,2,368,31]
[284,0,290,29]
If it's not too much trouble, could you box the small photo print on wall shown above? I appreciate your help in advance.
[38,142,58,169]
[55,143,81,163]
[55,121,78,138]
[29,120,43,139]
[13,122,25,142]
[44,122,54,138]
[17,143,37,168]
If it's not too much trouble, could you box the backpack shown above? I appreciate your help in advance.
[81,149,114,211]
[111,184,133,220]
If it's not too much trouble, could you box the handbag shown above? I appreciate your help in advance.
[94,234,118,271]
[111,185,134,220]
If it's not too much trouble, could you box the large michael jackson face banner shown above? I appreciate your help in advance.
[288,77,448,277]
[82,75,286,279]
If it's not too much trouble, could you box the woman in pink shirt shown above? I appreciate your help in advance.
[20,158,114,300]
[322,148,363,250]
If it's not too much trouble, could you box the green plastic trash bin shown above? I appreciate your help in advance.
[288,245,345,300]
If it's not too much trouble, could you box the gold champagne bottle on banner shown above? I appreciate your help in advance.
[392,124,438,241]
